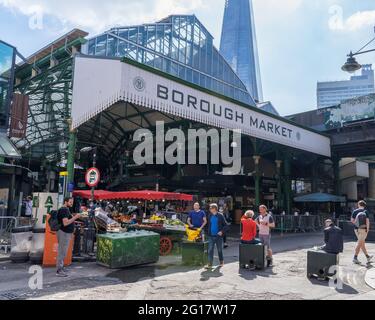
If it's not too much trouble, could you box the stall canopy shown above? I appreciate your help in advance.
[73,190,113,201]
[73,190,193,201]
[294,193,346,203]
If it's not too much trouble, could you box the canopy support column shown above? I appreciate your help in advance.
[67,119,77,196]
[283,154,292,215]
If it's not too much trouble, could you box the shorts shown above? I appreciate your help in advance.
[259,234,271,248]
[355,229,368,242]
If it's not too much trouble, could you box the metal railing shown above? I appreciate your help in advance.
[0,216,18,254]
[273,215,323,233]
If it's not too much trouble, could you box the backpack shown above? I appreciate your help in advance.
[20,202,26,216]
[48,210,61,232]
[354,210,368,228]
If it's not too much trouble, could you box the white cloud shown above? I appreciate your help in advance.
[328,7,375,32]
[345,10,375,31]
[0,0,205,33]
[253,0,303,20]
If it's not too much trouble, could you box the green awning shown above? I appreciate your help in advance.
[294,193,346,203]
[0,133,21,158]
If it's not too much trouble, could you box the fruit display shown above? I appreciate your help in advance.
[165,219,184,226]
[164,219,185,231]
[150,215,166,222]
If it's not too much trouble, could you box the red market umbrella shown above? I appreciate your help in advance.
[110,190,193,201]
[73,190,114,200]
[73,190,193,202]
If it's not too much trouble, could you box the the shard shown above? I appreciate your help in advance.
[220,0,263,102]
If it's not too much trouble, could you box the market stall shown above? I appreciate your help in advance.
[73,189,193,256]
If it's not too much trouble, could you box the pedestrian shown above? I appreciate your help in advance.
[256,205,276,267]
[205,203,228,269]
[25,196,33,218]
[351,200,373,265]
[318,219,344,254]
[241,210,261,245]
[221,205,231,248]
[187,202,207,241]
[56,197,81,277]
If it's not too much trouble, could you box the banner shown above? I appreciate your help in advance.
[71,56,331,157]
[32,192,58,229]
[0,41,16,130]
[10,93,29,138]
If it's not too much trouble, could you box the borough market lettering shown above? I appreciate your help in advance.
[157,84,294,140]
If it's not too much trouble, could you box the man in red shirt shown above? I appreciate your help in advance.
[241,210,261,244]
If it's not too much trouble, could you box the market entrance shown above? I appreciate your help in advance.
[69,55,332,215]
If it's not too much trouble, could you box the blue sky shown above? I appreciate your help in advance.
[0,0,374,115]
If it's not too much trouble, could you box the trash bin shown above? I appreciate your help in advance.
[10,226,33,263]
[29,228,46,264]
[181,241,208,266]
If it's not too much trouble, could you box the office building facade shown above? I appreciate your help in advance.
[317,64,375,108]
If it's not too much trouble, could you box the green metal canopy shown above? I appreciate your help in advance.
[294,193,346,203]
[0,133,21,158]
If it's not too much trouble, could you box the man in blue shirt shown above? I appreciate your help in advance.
[205,203,228,269]
[188,202,207,229]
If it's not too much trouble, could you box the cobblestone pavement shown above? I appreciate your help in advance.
[0,232,374,300]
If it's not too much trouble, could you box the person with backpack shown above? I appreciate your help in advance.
[56,197,81,277]
[351,200,373,265]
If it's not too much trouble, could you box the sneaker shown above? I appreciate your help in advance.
[367,255,373,263]
[56,270,68,277]
[204,264,213,270]
[353,258,361,265]
[267,259,273,268]
[224,243,229,249]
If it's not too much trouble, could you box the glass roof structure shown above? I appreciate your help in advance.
[0,133,21,158]
[84,15,256,106]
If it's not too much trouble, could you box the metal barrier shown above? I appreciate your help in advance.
[0,216,18,254]
[273,215,323,233]
[0,207,7,231]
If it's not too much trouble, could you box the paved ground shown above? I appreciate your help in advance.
[0,232,374,300]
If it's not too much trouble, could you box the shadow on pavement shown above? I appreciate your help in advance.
[238,267,276,281]
[200,267,223,281]
[307,278,359,295]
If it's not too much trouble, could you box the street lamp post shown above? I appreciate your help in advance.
[342,27,375,73]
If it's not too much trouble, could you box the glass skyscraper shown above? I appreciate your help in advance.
[220,0,263,102]
[84,15,256,106]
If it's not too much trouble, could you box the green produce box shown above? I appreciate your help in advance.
[181,241,208,266]
[97,231,160,269]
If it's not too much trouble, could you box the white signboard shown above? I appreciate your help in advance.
[72,56,331,157]
[32,193,58,229]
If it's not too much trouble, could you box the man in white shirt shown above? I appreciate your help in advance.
[256,205,276,267]
[25,196,33,217]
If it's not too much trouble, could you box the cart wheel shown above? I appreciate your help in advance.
[160,237,173,256]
